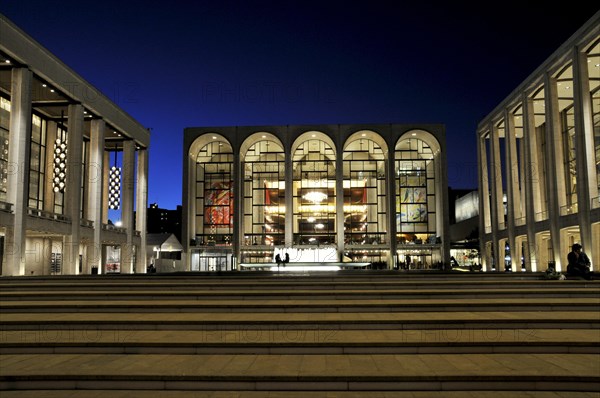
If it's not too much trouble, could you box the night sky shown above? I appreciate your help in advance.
[2,1,599,212]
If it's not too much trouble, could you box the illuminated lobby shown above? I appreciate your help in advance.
[182,124,450,271]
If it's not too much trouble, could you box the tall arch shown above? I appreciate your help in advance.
[239,133,285,262]
[394,129,445,268]
[291,131,337,247]
[342,130,388,263]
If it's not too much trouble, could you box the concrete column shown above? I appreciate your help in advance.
[135,147,148,273]
[335,144,344,261]
[284,142,293,248]
[477,133,492,271]
[232,149,241,270]
[3,68,32,276]
[181,152,195,271]
[387,149,397,267]
[87,119,105,273]
[504,110,518,272]
[544,74,566,270]
[489,122,503,270]
[63,103,84,275]
[522,94,539,272]
[437,142,450,265]
[572,47,596,265]
[121,140,135,273]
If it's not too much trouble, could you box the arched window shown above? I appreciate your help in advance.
[343,132,387,247]
[292,133,336,246]
[194,138,234,245]
[241,135,285,256]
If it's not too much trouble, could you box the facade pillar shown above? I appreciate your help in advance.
[477,133,492,271]
[102,151,109,225]
[335,144,344,262]
[544,74,566,270]
[489,122,503,270]
[121,140,135,273]
[387,147,397,268]
[87,119,105,273]
[522,94,539,271]
[63,103,84,275]
[4,68,32,276]
[504,109,519,271]
[572,47,596,266]
[284,140,293,248]
[232,149,240,270]
[135,147,148,273]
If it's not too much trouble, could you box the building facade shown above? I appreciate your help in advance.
[0,15,150,276]
[183,124,450,271]
[477,11,599,272]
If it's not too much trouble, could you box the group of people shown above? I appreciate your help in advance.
[567,243,595,280]
[275,253,290,267]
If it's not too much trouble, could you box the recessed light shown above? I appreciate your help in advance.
[42,84,47,87]
[212,136,217,139]
[412,133,417,136]
[50,89,55,92]
[361,133,366,137]
[4,60,10,64]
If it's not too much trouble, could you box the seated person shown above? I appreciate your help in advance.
[567,243,594,280]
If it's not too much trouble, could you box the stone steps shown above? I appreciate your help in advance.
[1,272,599,393]
[2,298,598,313]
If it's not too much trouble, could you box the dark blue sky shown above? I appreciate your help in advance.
[3,1,599,211]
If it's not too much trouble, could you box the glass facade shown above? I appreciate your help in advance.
[0,97,10,202]
[186,127,448,270]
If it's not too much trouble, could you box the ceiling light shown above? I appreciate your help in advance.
[303,191,327,204]
[4,60,10,64]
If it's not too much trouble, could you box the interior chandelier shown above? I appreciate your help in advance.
[52,138,67,193]
[302,191,327,204]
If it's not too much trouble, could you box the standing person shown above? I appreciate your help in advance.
[567,243,593,280]
[405,254,411,270]
[284,252,290,265]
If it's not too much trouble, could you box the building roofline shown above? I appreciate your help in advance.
[0,13,150,147]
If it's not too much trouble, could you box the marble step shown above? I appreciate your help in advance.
[1,353,598,392]
[1,329,598,355]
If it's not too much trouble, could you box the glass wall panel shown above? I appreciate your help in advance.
[557,65,578,213]
[0,97,9,202]
[395,138,436,244]
[194,140,234,245]
[532,87,548,219]
[292,137,336,246]
[29,114,46,210]
[343,137,386,245]
[242,138,285,261]
[586,40,600,200]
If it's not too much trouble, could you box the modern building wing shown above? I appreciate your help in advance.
[477,11,599,272]
[183,124,450,271]
[0,14,150,276]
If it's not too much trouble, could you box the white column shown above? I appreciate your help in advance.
[285,143,293,248]
[489,122,503,270]
[121,140,135,273]
[477,133,492,271]
[87,119,105,273]
[387,148,397,267]
[522,94,539,272]
[572,47,596,265]
[135,147,148,273]
[544,74,566,270]
[63,103,84,275]
[3,68,32,276]
[335,144,344,261]
[504,110,519,272]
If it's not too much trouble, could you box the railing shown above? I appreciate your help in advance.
[102,223,127,234]
[535,211,548,221]
[592,196,600,210]
[28,208,71,223]
[0,201,12,213]
[134,230,141,237]
[515,216,526,226]
[80,219,94,228]
[559,203,578,216]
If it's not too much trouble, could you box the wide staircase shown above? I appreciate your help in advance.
[0,271,599,397]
